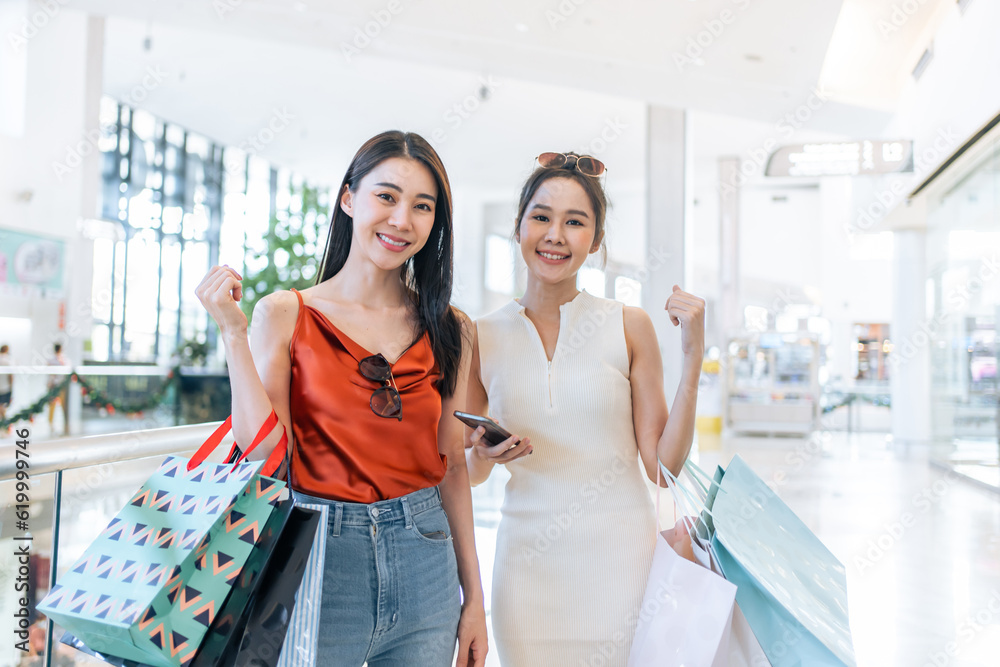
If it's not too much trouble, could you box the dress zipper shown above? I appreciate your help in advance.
[547,359,553,408]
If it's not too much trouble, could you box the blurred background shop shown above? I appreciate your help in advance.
[1,1,999,666]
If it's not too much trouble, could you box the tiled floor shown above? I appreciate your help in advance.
[5,421,998,666]
[471,431,1000,667]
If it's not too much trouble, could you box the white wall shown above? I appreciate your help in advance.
[690,144,894,362]
[0,1,28,137]
[0,9,102,373]
[890,0,1000,173]
[862,0,1000,232]
[739,185,822,293]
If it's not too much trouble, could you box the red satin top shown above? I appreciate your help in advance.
[287,288,447,503]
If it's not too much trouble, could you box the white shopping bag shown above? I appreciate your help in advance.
[627,527,737,667]
[693,527,772,667]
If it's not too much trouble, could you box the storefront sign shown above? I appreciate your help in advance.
[0,227,65,298]
[766,140,914,177]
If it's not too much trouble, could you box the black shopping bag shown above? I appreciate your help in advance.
[193,505,323,667]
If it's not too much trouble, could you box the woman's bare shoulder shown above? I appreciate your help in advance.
[251,290,301,340]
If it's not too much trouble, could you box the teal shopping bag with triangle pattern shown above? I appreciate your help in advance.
[38,411,289,667]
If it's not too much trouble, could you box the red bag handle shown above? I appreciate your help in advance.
[187,410,288,477]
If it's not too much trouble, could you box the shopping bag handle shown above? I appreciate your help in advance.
[683,463,711,499]
[656,461,701,535]
[684,459,724,493]
[665,462,733,570]
[658,461,714,537]
[664,464,713,518]
[187,410,288,477]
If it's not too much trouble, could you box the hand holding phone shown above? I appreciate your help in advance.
[454,411,514,446]
[454,411,533,462]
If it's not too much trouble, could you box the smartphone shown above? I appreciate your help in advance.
[453,411,516,448]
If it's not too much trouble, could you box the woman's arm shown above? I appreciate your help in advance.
[437,312,488,667]
[196,265,295,460]
[627,286,705,482]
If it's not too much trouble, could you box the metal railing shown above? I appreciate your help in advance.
[0,422,227,480]
[2,365,174,376]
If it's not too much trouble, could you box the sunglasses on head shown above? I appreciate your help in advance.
[536,152,606,177]
[358,353,402,421]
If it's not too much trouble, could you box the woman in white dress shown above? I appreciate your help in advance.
[465,152,706,666]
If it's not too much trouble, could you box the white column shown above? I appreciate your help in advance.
[0,1,28,137]
[820,176,864,387]
[890,229,932,443]
[718,158,741,344]
[643,106,687,400]
[0,9,104,435]
[66,15,105,434]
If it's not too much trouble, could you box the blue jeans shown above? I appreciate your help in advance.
[293,485,462,666]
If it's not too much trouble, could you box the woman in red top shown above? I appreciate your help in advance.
[196,131,487,666]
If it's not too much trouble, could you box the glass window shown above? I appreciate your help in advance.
[926,136,1000,447]
[91,238,114,323]
[90,324,109,363]
[123,231,161,361]
[180,241,209,343]
[485,234,515,294]
[92,96,329,365]
[112,240,126,327]
[615,276,642,307]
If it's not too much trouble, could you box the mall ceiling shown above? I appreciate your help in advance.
[69,0,950,187]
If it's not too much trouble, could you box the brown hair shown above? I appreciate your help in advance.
[513,152,608,261]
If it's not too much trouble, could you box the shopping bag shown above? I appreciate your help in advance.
[198,504,323,667]
[684,523,772,667]
[726,603,772,667]
[660,467,752,667]
[679,463,773,667]
[628,465,737,667]
[627,530,737,667]
[39,411,289,667]
[699,455,856,667]
[60,630,149,666]
[189,494,296,666]
[57,501,307,667]
[276,502,328,667]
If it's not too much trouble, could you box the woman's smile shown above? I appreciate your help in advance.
[377,232,411,252]
[536,249,571,263]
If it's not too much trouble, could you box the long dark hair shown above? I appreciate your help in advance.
[316,131,463,396]
[514,152,608,263]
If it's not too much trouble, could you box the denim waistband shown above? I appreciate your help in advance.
[292,485,443,534]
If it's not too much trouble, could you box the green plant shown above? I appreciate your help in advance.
[240,183,331,322]
[177,336,210,366]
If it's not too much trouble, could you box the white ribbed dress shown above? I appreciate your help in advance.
[478,291,657,667]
